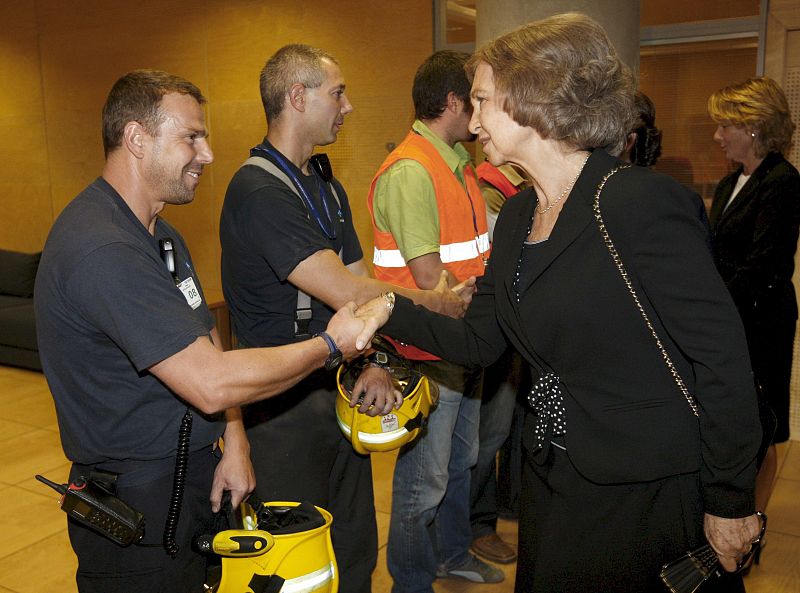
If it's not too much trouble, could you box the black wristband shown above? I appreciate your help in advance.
[315,331,343,371]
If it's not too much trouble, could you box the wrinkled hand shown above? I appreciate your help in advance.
[704,513,761,572]
[349,365,403,416]
[354,295,393,333]
[327,301,378,358]
[210,444,256,513]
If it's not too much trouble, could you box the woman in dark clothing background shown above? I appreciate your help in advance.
[626,90,663,167]
[708,77,800,514]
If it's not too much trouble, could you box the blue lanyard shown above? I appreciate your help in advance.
[254,145,340,240]
[457,163,489,266]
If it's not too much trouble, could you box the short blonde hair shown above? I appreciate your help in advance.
[465,12,636,156]
[708,77,796,157]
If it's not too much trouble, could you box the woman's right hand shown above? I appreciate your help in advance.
[326,301,380,357]
[352,292,395,336]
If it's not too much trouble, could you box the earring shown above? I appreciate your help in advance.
[751,132,756,137]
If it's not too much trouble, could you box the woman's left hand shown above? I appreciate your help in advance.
[704,512,761,572]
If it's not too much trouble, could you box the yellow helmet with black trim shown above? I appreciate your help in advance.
[212,500,338,593]
[335,355,439,455]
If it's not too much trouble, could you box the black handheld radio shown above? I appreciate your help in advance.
[35,474,145,546]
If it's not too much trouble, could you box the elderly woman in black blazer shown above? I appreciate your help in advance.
[358,13,763,593]
[708,77,800,516]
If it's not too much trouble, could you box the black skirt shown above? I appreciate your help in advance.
[514,433,745,593]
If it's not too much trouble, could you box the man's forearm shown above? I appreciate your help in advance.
[406,252,447,290]
[358,273,463,317]
[161,336,330,414]
[331,254,456,315]
[150,301,379,414]
[222,407,250,453]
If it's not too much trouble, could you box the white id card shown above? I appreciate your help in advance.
[177,277,202,309]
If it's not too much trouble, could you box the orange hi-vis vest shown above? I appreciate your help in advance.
[367,130,491,360]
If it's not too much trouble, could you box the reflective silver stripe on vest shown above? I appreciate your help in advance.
[373,232,490,267]
[373,247,407,268]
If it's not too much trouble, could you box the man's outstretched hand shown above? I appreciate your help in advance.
[326,301,385,356]
[433,270,476,318]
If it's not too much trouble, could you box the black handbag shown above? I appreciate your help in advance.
[658,512,767,593]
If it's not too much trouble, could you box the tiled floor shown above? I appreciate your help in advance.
[0,364,797,592]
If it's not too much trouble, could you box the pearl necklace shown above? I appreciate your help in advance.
[536,153,591,215]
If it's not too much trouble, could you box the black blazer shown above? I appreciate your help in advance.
[385,149,760,517]
[708,152,800,331]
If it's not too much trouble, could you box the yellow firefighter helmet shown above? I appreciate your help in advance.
[335,354,439,455]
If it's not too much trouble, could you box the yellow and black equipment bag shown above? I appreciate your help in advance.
[201,500,337,593]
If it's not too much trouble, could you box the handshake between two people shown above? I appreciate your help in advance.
[326,270,476,358]
[322,270,477,416]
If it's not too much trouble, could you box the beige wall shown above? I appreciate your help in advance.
[0,0,432,291]
[476,0,640,72]
[640,39,758,207]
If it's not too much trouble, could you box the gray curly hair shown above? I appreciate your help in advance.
[466,12,637,156]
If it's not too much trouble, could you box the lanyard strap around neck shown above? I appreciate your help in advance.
[252,145,340,239]
[242,153,344,338]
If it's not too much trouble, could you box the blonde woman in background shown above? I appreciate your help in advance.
[708,77,800,524]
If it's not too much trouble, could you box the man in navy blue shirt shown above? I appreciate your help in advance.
[36,69,378,593]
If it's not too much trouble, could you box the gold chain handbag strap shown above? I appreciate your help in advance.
[592,165,700,418]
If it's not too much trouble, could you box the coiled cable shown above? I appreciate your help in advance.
[163,410,192,557]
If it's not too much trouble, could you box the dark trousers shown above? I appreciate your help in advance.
[244,370,377,593]
[515,434,745,593]
[68,446,218,593]
[747,318,795,443]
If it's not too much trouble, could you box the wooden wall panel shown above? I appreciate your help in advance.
[0,1,49,252]
[0,0,432,290]
[765,0,800,440]
[641,0,758,26]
